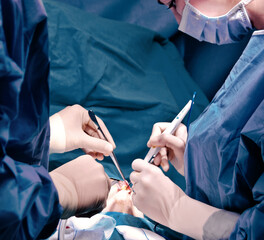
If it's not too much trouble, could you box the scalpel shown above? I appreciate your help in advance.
[144,99,193,163]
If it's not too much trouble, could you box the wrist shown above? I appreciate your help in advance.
[49,113,66,154]
[168,195,219,240]
[50,171,78,219]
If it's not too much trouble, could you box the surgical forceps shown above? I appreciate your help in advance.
[88,110,127,182]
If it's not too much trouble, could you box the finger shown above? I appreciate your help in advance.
[174,123,188,140]
[159,147,170,172]
[82,109,99,134]
[95,152,104,161]
[148,123,187,147]
[150,133,183,153]
[82,145,112,158]
[84,110,116,148]
[160,134,186,156]
[79,132,114,156]
[86,151,97,159]
[87,152,104,161]
[148,133,168,148]
[129,171,140,185]
[147,122,171,147]
[152,151,170,172]
[84,125,101,139]
[81,150,104,161]
[153,153,162,166]
[131,159,148,172]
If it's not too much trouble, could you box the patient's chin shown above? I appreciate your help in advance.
[103,180,144,218]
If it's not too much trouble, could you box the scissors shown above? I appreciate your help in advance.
[88,110,127,183]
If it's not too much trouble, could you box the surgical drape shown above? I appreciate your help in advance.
[44,0,209,186]
[185,32,264,239]
[0,0,62,239]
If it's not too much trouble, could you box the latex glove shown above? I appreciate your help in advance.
[130,159,184,227]
[147,122,187,175]
[130,159,239,240]
[50,155,111,219]
[49,104,115,159]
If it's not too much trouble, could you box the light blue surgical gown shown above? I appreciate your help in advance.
[185,31,264,239]
[0,0,62,239]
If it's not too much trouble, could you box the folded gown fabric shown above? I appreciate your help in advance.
[44,0,209,186]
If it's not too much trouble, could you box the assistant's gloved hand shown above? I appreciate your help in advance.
[130,159,238,240]
[130,159,184,227]
[147,123,187,175]
[50,155,111,219]
[49,104,115,159]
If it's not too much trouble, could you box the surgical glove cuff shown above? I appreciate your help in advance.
[50,171,78,219]
[49,113,66,154]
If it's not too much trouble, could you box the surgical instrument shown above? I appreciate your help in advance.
[144,99,193,163]
[88,110,127,183]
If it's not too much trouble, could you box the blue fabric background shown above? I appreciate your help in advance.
[49,0,251,101]
[44,0,208,188]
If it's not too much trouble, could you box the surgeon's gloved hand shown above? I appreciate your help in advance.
[147,123,187,175]
[130,159,184,227]
[130,159,238,240]
[50,155,111,219]
[49,104,115,160]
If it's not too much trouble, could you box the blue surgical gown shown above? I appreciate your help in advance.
[185,31,264,239]
[0,0,62,239]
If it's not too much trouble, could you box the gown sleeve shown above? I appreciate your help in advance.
[0,0,63,239]
[230,100,264,240]
[184,31,264,240]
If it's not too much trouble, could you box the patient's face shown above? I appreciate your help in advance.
[103,180,143,218]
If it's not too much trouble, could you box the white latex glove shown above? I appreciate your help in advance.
[49,104,115,159]
[130,159,239,240]
[130,159,182,227]
[147,123,187,175]
[50,155,111,219]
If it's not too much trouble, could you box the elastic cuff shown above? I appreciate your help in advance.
[49,113,66,154]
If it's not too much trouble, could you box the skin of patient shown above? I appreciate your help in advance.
[103,181,143,218]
